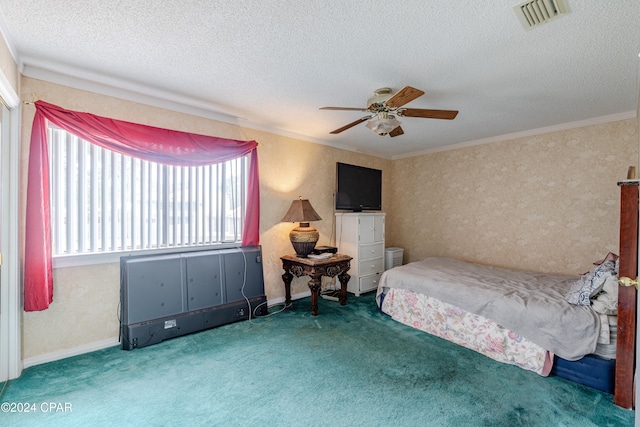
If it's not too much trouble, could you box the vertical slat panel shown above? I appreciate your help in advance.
[77,139,87,253]
[232,157,242,241]
[218,163,223,242]
[149,164,162,248]
[219,163,226,241]
[142,161,149,249]
[174,165,179,246]
[111,151,118,251]
[187,165,192,245]
[90,143,99,252]
[184,166,190,245]
[120,155,127,250]
[195,166,201,245]
[181,166,187,246]
[151,162,157,247]
[240,156,247,242]
[172,165,178,246]
[65,132,76,254]
[202,166,209,244]
[188,167,194,245]
[171,165,176,246]
[206,165,211,243]
[226,160,234,241]
[140,160,147,249]
[100,146,108,251]
[161,164,168,247]
[128,159,139,251]
[228,159,237,240]
[144,160,151,248]
[209,164,220,241]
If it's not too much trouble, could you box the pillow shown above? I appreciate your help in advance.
[565,260,616,306]
[593,252,619,267]
[591,274,618,315]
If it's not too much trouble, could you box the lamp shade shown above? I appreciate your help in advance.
[281,198,322,223]
[282,198,322,257]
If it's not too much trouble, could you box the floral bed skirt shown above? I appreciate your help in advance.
[379,287,553,375]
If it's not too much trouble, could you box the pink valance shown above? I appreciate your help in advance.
[25,101,260,311]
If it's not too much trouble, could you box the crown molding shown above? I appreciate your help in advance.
[0,8,19,70]
[21,58,243,123]
[392,111,638,160]
[20,58,389,156]
[21,58,634,162]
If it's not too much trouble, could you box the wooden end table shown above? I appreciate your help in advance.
[280,254,352,316]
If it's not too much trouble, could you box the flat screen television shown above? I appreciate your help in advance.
[335,162,382,212]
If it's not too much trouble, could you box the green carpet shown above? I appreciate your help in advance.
[0,293,634,426]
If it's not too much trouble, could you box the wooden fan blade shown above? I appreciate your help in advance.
[389,126,404,137]
[385,86,425,108]
[399,108,458,120]
[320,107,369,112]
[330,117,369,134]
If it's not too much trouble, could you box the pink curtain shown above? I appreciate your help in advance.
[25,101,260,311]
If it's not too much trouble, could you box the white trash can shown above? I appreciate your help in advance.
[385,247,404,271]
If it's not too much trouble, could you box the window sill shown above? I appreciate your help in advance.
[52,243,244,269]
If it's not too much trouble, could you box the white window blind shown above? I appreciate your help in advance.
[48,126,247,256]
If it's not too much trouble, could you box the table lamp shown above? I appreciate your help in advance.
[281,197,322,257]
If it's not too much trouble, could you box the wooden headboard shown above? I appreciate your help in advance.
[615,181,638,409]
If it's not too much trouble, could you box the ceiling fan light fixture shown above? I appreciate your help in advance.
[366,113,401,137]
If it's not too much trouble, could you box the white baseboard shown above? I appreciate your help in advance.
[22,291,313,369]
[267,290,311,307]
[22,337,120,369]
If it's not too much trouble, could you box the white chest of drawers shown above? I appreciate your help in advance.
[335,212,385,296]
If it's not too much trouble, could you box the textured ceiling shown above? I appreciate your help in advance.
[0,0,638,158]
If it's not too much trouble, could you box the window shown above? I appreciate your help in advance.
[48,126,247,257]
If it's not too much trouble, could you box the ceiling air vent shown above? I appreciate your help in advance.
[513,0,569,30]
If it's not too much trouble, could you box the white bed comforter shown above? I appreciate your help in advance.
[376,257,600,360]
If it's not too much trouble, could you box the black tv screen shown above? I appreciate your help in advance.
[335,162,382,211]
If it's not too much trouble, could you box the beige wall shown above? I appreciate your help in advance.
[19,77,392,359]
[0,32,18,96]
[387,119,639,275]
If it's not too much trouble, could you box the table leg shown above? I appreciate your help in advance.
[282,270,293,306]
[308,275,322,316]
[338,272,350,306]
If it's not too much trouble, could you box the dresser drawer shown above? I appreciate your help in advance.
[358,257,384,276]
[359,274,381,293]
[359,243,384,259]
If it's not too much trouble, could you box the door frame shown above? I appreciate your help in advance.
[0,71,20,382]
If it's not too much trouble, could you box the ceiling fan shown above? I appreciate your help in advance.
[320,86,458,137]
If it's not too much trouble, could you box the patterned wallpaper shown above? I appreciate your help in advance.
[387,119,639,275]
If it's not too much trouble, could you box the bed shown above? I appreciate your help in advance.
[376,257,616,378]
[376,181,637,407]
